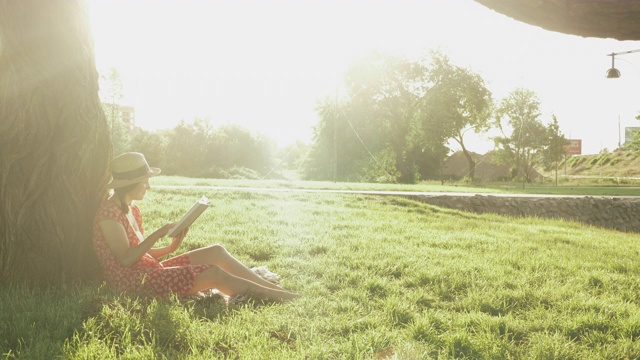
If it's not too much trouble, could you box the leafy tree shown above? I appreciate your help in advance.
[627,131,640,152]
[213,124,274,175]
[541,114,569,186]
[304,96,376,181]
[129,129,170,171]
[276,141,311,173]
[493,88,548,185]
[305,52,430,183]
[164,118,215,176]
[304,51,494,183]
[347,53,427,183]
[0,0,111,285]
[100,68,131,155]
[422,52,493,180]
[625,113,640,153]
[162,119,275,178]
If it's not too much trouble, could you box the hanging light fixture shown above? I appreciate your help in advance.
[606,49,640,78]
[606,53,620,78]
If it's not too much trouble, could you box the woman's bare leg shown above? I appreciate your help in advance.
[189,265,298,302]
[186,245,284,290]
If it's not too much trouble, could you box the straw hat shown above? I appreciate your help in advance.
[107,152,161,189]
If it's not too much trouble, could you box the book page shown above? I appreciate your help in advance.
[166,196,209,237]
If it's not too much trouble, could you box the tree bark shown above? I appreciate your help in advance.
[459,141,476,180]
[474,0,640,41]
[0,0,112,285]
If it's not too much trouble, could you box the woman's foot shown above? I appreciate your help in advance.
[253,286,300,303]
[228,289,299,305]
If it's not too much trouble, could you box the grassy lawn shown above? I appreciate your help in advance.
[3,185,640,358]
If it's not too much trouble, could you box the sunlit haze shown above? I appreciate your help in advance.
[88,0,640,154]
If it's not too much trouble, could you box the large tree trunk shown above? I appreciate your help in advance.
[474,0,640,41]
[0,0,112,285]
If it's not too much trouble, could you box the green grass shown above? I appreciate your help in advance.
[4,186,640,358]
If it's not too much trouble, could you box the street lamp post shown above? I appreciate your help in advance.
[606,49,640,78]
[606,49,639,152]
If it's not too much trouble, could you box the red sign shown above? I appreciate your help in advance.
[564,139,582,155]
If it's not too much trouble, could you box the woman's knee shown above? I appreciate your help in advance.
[206,244,229,258]
[187,244,231,266]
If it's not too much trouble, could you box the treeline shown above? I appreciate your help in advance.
[302,51,568,183]
[114,119,277,179]
[107,50,569,183]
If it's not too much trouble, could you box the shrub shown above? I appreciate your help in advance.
[596,155,611,166]
[227,167,261,180]
[566,156,584,168]
[356,148,402,184]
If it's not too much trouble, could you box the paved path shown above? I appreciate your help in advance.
[155,185,639,199]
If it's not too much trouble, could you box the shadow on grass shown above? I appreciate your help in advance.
[0,283,274,359]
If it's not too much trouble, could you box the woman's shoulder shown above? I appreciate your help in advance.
[95,198,123,223]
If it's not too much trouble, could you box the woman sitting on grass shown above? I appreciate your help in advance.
[93,152,298,302]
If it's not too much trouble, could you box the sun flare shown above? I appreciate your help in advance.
[89,0,640,153]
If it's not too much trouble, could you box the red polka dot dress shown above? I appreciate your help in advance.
[93,198,211,297]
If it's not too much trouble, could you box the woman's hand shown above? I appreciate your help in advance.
[168,227,189,252]
[146,224,189,259]
[158,222,178,238]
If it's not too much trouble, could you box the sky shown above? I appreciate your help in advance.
[87,0,640,155]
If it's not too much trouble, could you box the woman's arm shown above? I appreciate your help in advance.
[98,220,175,267]
[147,228,188,259]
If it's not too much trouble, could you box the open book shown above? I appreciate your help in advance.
[166,196,209,237]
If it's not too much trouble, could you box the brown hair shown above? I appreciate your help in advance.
[113,182,140,214]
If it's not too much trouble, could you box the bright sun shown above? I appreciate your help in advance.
[88,0,640,154]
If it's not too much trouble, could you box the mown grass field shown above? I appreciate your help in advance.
[3,181,640,359]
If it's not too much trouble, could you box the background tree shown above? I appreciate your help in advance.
[0,0,111,285]
[422,51,493,180]
[304,97,373,181]
[624,112,640,153]
[275,141,312,177]
[304,51,494,183]
[347,53,428,183]
[129,129,170,171]
[493,88,547,185]
[541,114,569,186]
[627,131,640,153]
[213,124,275,176]
[99,67,131,155]
[304,52,430,183]
[160,118,275,179]
[164,118,215,176]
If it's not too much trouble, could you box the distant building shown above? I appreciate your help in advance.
[120,105,136,131]
[103,103,136,133]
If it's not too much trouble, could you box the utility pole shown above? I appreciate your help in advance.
[618,114,621,149]
[333,90,338,182]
